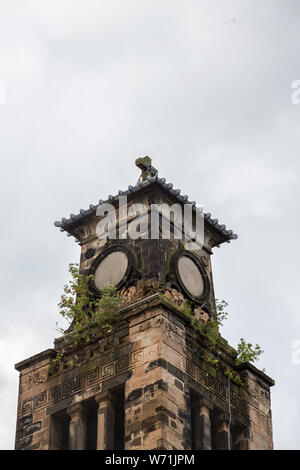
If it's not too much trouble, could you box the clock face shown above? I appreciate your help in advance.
[94,250,128,291]
[177,254,205,299]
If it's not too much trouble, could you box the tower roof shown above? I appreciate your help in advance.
[54,173,238,244]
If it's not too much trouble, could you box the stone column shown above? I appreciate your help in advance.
[233,427,252,450]
[95,391,115,450]
[67,403,87,450]
[193,397,213,450]
[215,412,231,450]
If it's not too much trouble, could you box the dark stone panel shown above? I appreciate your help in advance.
[174,379,184,391]
[17,414,32,429]
[15,435,33,450]
[155,406,176,420]
[126,388,142,402]
[144,380,164,395]
[178,408,189,420]
[15,429,23,441]
[167,363,186,383]
[26,442,41,450]
[151,379,168,393]
[24,421,42,436]
[144,358,167,373]
[157,379,168,392]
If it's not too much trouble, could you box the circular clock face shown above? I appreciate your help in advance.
[177,255,205,298]
[94,250,128,291]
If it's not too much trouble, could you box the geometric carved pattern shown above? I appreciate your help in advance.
[184,355,271,433]
[101,362,115,379]
[131,350,144,365]
[87,367,100,386]
[33,392,47,410]
[187,358,271,435]
[197,367,209,387]
[219,383,228,399]
[186,359,196,378]
[20,399,33,415]
[116,355,129,372]
[17,319,271,437]
[18,344,158,417]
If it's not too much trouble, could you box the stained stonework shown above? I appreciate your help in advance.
[15,295,274,450]
[15,169,274,450]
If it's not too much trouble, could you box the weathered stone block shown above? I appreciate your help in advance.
[24,421,42,436]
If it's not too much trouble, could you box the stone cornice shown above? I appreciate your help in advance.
[237,362,275,388]
[15,349,55,372]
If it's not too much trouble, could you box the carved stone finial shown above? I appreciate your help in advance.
[135,156,158,181]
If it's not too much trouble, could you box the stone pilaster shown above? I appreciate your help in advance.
[67,403,87,450]
[124,306,191,450]
[237,364,274,450]
[193,397,213,450]
[95,391,115,450]
[215,412,231,450]
[233,427,252,450]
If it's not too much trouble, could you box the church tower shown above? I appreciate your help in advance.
[14,158,274,450]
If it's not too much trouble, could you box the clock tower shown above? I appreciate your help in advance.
[14,158,274,450]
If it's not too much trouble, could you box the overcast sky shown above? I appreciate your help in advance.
[0,0,299,450]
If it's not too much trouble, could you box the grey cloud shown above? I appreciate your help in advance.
[0,0,299,449]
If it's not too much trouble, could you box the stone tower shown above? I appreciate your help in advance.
[14,158,274,450]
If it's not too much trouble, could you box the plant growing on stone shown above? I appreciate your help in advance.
[57,263,124,346]
[187,298,264,384]
[186,299,226,367]
[48,352,64,375]
[224,368,244,387]
[199,300,263,368]
[93,283,125,335]
[201,298,229,347]
[178,299,193,317]
[236,338,264,366]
